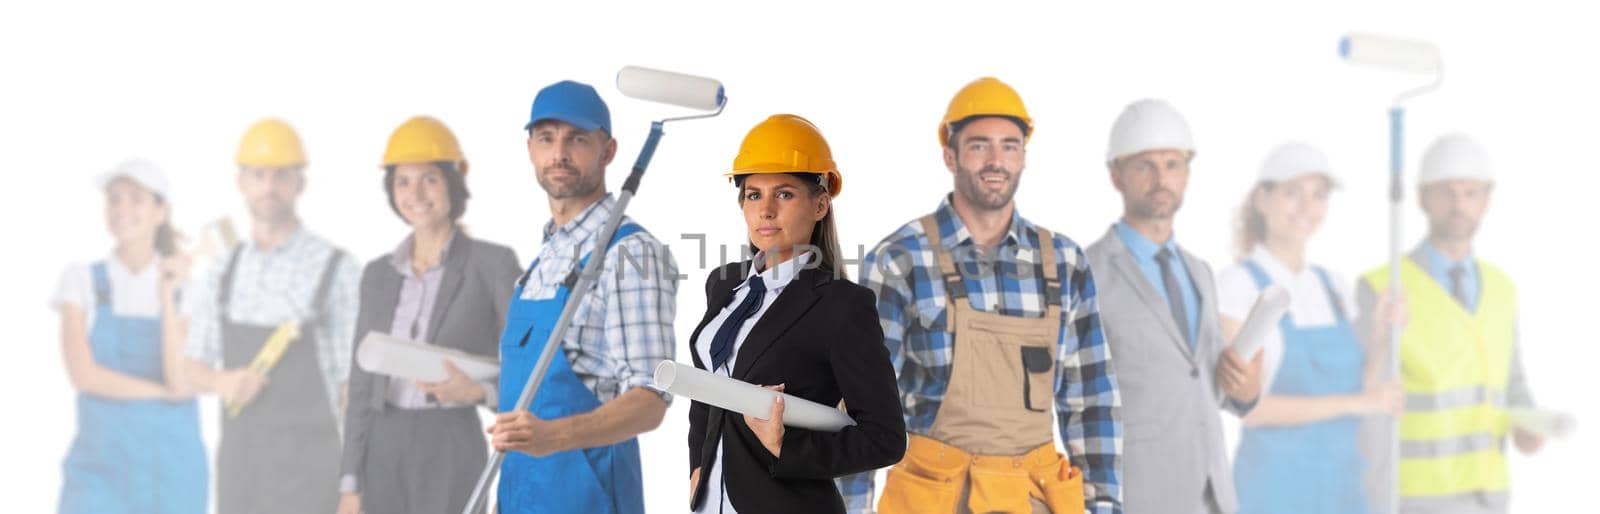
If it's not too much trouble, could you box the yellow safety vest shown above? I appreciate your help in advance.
[1363,258,1517,498]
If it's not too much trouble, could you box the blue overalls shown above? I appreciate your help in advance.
[496,223,645,514]
[1233,260,1369,514]
[59,262,207,514]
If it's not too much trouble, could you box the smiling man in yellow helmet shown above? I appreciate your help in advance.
[838,77,1123,514]
[1355,134,1545,514]
[172,117,361,514]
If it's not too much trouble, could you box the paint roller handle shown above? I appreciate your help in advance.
[623,121,665,195]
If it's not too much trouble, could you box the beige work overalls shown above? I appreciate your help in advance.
[879,215,1084,514]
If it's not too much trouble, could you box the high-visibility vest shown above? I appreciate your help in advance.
[1363,258,1517,498]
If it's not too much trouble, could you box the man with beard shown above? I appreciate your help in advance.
[839,77,1122,514]
[482,80,679,514]
[175,117,361,513]
[1355,134,1543,514]
[1085,99,1263,514]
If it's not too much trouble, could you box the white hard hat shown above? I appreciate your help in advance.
[1259,141,1338,187]
[1107,99,1196,164]
[1418,133,1492,185]
[97,158,171,199]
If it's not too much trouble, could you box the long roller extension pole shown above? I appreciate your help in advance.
[1385,106,1404,514]
[1340,34,1442,514]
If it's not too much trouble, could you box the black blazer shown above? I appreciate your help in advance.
[339,233,521,486]
[688,261,906,514]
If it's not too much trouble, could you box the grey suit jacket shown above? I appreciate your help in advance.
[1087,226,1249,514]
[338,233,521,488]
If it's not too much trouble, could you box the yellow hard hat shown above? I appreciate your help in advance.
[938,77,1033,148]
[382,115,467,173]
[728,114,842,197]
[235,117,307,168]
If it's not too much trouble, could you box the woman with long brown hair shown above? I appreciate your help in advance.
[686,114,905,514]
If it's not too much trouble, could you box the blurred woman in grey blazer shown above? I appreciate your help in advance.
[337,116,521,514]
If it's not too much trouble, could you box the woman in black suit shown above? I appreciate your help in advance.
[687,114,906,514]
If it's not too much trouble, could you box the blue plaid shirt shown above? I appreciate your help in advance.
[837,196,1122,514]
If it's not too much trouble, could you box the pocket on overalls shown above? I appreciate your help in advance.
[880,450,965,514]
[968,464,1034,514]
[1021,346,1053,413]
[959,318,1043,411]
[1028,454,1084,514]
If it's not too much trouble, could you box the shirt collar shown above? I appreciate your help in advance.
[737,250,814,293]
[931,194,1028,250]
[1420,240,1475,276]
[245,225,307,255]
[1113,218,1179,261]
[542,193,616,244]
[389,228,457,275]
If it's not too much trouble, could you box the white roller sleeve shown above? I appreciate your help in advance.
[1340,33,1441,74]
[356,332,499,382]
[653,361,856,432]
[1508,408,1577,439]
[1230,285,1292,357]
[616,66,725,111]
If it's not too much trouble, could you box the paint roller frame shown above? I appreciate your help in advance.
[460,67,727,514]
[1340,32,1444,514]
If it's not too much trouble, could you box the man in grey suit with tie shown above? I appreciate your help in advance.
[1086,99,1265,514]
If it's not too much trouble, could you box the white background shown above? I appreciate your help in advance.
[2,1,1594,512]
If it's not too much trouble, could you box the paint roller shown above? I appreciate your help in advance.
[461,66,726,514]
[616,66,726,111]
[1340,32,1443,514]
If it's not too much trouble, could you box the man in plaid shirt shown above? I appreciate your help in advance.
[483,80,677,514]
[837,77,1121,514]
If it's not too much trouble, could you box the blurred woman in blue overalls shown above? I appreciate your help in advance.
[1216,142,1403,514]
[55,160,206,514]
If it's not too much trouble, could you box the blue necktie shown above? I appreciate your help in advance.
[710,276,767,372]
[1449,265,1470,310]
[1156,248,1194,351]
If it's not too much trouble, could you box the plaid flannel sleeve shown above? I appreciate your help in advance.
[1057,246,1123,514]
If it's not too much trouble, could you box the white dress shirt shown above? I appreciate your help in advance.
[694,251,813,514]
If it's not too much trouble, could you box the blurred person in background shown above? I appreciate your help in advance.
[336,116,521,514]
[1356,134,1544,514]
[56,159,207,514]
[172,118,360,514]
[1218,142,1403,514]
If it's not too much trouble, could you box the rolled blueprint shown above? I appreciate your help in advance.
[356,332,499,382]
[653,360,856,432]
[1508,407,1577,439]
[1230,285,1292,357]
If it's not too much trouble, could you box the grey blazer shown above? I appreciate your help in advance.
[1087,226,1249,514]
[338,233,521,486]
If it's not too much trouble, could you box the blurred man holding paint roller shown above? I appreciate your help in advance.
[839,77,1122,514]
[1085,99,1263,514]
[171,117,360,514]
[482,79,679,514]
[1355,133,1543,514]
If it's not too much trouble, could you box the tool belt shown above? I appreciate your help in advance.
[880,434,1083,514]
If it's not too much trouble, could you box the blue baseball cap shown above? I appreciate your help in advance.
[524,80,611,135]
